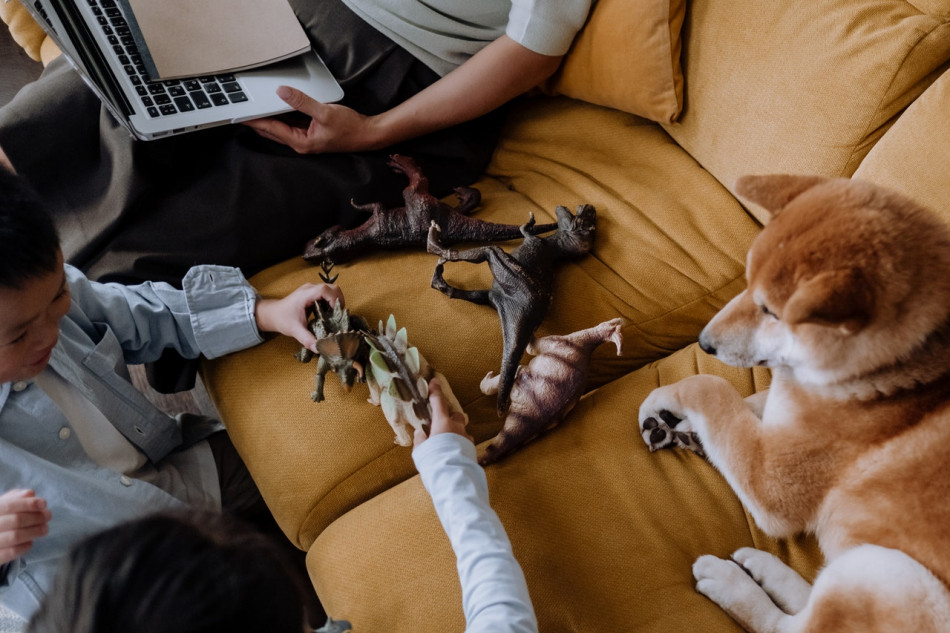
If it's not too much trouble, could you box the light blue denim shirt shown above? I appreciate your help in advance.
[0,264,263,619]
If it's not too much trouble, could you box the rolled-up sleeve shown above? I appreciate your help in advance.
[182,266,263,359]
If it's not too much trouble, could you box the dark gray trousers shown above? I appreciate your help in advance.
[0,0,505,285]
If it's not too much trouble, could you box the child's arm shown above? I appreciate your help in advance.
[254,282,343,354]
[66,264,341,364]
[412,381,538,633]
[0,490,50,566]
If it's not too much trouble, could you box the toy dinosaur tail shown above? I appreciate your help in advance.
[447,213,558,244]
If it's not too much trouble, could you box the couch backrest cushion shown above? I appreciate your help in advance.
[662,0,950,224]
[542,0,687,124]
[853,68,950,223]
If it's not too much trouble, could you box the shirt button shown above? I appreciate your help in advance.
[119,476,133,487]
[12,382,28,392]
[58,427,71,440]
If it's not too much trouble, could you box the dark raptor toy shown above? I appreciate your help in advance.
[426,203,597,416]
[302,154,558,263]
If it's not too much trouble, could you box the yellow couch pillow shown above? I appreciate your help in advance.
[1,0,59,64]
[542,0,686,124]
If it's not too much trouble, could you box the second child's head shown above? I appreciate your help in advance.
[26,511,312,633]
[0,167,67,383]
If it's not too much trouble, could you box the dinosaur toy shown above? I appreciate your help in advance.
[364,314,467,446]
[478,318,624,465]
[427,203,597,416]
[295,262,372,402]
[302,154,558,263]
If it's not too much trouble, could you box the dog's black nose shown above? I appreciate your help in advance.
[698,334,716,356]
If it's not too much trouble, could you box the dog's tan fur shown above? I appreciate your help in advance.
[638,175,950,632]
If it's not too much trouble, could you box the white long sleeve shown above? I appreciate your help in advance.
[413,434,538,633]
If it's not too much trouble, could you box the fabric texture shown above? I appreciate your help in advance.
[542,0,687,124]
[852,69,950,222]
[413,434,537,633]
[306,344,823,632]
[661,0,950,224]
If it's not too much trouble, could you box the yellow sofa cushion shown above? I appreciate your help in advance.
[853,69,950,223]
[662,0,950,224]
[306,343,823,632]
[1,0,60,64]
[543,0,687,124]
[203,96,763,548]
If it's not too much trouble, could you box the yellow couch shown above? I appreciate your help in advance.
[6,0,950,630]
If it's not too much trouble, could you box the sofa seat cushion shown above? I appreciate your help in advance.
[202,96,763,548]
[305,343,823,632]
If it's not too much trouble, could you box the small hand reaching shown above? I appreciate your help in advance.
[0,489,51,565]
[414,379,472,447]
[254,282,344,354]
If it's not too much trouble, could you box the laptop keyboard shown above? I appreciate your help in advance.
[83,0,249,118]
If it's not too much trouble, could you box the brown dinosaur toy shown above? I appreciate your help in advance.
[478,318,624,465]
[302,154,558,263]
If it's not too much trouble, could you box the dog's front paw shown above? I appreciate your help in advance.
[639,388,705,457]
[639,409,686,451]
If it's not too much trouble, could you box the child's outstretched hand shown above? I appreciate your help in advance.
[254,283,344,353]
[414,379,472,447]
[0,489,51,565]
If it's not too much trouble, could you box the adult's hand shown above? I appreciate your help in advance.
[244,35,562,155]
[242,88,386,154]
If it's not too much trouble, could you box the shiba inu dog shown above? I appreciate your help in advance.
[637,175,950,632]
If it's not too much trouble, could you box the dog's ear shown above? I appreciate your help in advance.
[783,268,874,335]
[735,175,828,219]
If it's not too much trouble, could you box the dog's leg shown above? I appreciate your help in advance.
[744,389,769,419]
[731,548,812,614]
[638,375,801,536]
[697,545,950,633]
[693,554,788,633]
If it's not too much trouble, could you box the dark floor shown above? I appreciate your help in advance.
[1,26,218,417]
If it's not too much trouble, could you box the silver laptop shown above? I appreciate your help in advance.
[21,0,344,141]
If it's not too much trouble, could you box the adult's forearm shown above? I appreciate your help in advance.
[367,35,562,149]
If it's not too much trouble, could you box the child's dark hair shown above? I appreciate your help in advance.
[25,511,310,633]
[0,167,60,289]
